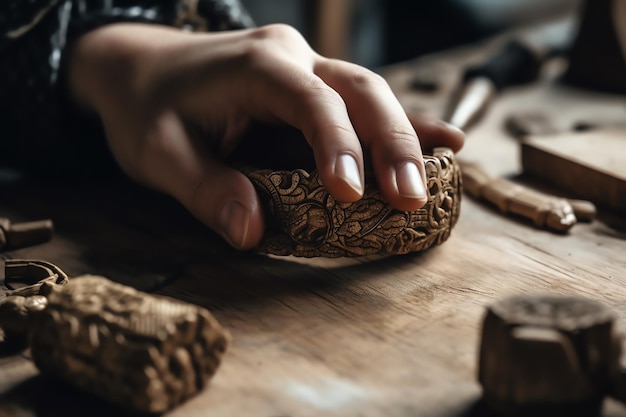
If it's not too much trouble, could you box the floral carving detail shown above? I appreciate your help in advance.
[243,147,462,257]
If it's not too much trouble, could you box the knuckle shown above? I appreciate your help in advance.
[311,83,343,105]
[379,129,420,159]
[251,23,304,44]
[241,41,274,65]
[294,88,346,136]
[388,129,418,145]
[244,24,309,65]
[310,124,355,148]
[296,77,343,106]
[349,67,388,90]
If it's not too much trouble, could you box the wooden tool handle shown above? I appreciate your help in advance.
[462,162,578,232]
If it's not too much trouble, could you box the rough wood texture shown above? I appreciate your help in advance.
[521,129,626,211]
[244,147,462,257]
[479,295,616,416]
[28,275,230,414]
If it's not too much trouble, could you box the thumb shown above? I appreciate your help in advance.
[187,165,265,250]
[134,111,265,250]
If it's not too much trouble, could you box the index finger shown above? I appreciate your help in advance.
[244,52,368,203]
[314,58,428,211]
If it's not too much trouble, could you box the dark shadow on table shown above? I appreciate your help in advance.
[0,375,141,417]
[0,171,437,311]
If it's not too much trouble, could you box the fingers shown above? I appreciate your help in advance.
[162,24,365,203]
[189,166,264,250]
[160,24,464,222]
[136,112,264,250]
[248,54,464,212]
[314,59,428,211]
[406,112,465,153]
[244,47,366,202]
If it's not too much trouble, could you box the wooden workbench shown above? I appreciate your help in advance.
[1,34,626,417]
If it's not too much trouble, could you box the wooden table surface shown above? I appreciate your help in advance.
[1,33,626,417]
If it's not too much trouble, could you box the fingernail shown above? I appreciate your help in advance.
[335,154,363,195]
[396,161,427,199]
[219,201,250,248]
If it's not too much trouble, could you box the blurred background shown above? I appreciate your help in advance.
[240,0,583,68]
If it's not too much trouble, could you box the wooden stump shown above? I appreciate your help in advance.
[478,295,616,416]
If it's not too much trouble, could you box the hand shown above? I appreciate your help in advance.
[67,23,464,250]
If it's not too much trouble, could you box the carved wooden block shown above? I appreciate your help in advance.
[243,147,462,257]
[478,295,616,416]
[29,275,230,414]
[521,129,626,211]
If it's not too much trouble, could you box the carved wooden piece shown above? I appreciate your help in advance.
[1,261,230,413]
[243,147,462,257]
[28,275,230,414]
[478,295,616,416]
[462,161,579,232]
[0,259,69,340]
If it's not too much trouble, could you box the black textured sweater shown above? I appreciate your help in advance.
[0,0,253,176]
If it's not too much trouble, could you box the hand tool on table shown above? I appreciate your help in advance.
[444,39,546,132]
[445,13,577,130]
[444,37,596,231]
[461,162,595,233]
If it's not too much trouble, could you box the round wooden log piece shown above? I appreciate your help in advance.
[478,294,616,417]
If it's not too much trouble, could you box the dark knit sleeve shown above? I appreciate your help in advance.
[0,0,254,177]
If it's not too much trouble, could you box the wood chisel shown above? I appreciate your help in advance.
[444,39,546,131]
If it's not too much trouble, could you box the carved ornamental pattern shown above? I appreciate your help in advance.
[244,147,462,257]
